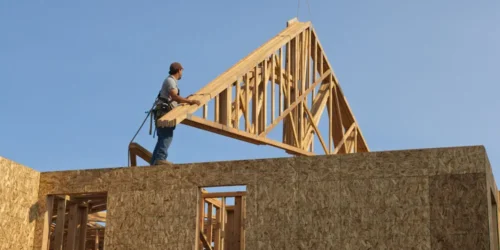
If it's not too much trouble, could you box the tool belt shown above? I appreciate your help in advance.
[151,89,180,126]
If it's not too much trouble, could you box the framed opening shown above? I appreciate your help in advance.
[41,192,107,250]
[198,185,246,250]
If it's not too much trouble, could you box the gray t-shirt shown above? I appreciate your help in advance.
[159,76,178,107]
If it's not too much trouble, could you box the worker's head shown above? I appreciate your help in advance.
[169,62,183,80]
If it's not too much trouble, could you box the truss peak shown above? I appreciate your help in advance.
[156,18,368,156]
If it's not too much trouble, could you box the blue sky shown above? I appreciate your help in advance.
[1,1,498,179]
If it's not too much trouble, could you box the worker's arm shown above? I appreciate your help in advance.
[169,89,200,105]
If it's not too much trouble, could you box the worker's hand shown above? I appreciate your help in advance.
[189,99,201,105]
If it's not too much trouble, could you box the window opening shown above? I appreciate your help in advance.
[199,185,246,250]
[41,192,107,250]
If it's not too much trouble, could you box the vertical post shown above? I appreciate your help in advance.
[279,47,283,117]
[234,197,242,250]
[240,196,246,250]
[94,229,99,250]
[66,203,79,250]
[220,197,226,250]
[271,53,275,123]
[227,84,232,127]
[41,195,54,250]
[285,41,291,144]
[235,77,240,129]
[253,66,258,135]
[214,205,221,250]
[203,104,208,119]
[245,74,250,133]
[207,203,213,246]
[328,84,333,154]
[214,95,219,123]
[199,198,205,250]
[263,58,268,131]
[78,206,89,250]
[54,197,68,250]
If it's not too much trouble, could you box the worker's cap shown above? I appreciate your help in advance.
[170,62,183,72]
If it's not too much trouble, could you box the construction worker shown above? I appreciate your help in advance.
[150,62,200,165]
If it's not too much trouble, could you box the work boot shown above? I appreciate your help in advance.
[154,160,173,165]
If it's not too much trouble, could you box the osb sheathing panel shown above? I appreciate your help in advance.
[31,145,495,249]
[0,157,40,250]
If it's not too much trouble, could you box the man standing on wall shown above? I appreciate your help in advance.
[150,62,200,165]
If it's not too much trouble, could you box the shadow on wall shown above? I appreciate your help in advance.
[29,202,39,222]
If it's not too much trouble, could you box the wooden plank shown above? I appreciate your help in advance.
[66,203,79,250]
[214,206,221,250]
[200,230,213,250]
[235,77,240,129]
[78,206,88,250]
[207,203,213,245]
[234,196,242,250]
[53,197,67,250]
[215,95,219,123]
[240,196,246,250]
[303,102,328,153]
[225,209,234,249]
[219,85,231,126]
[271,53,275,122]
[333,123,356,154]
[182,116,314,156]
[203,104,208,119]
[260,69,331,137]
[202,191,246,199]
[332,83,344,148]
[199,198,205,250]
[263,59,268,130]
[286,40,291,144]
[328,84,333,153]
[128,142,152,167]
[253,66,258,134]
[220,197,226,250]
[94,229,99,250]
[244,74,250,132]
[41,196,54,250]
[279,47,283,116]
[206,197,222,208]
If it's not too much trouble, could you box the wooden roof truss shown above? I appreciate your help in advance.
[156,18,368,156]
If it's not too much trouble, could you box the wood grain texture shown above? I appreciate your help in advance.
[0,157,40,250]
[5,145,491,250]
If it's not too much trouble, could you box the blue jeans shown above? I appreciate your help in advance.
[150,126,175,165]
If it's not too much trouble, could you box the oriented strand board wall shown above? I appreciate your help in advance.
[33,146,494,249]
[0,157,40,250]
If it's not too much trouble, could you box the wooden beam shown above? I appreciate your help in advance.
[202,191,246,199]
[53,197,68,250]
[182,116,314,156]
[41,196,54,250]
[303,102,328,154]
[129,142,152,167]
[235,77,240,129]
[200,231,213,250]
[234,196,242,250]
[260,69,332,137]
[66,204,79,250]
[207,203,213,245]
[333,123,356,154]
[78,206,89,250]
[271,53,275,122]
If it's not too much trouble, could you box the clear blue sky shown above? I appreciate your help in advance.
[1,1,498,179]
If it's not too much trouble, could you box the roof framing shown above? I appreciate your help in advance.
[156,18,368,156]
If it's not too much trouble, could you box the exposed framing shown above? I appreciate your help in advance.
[41,192,107,250]
[198,188,246,250]
[152,18,368,157]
